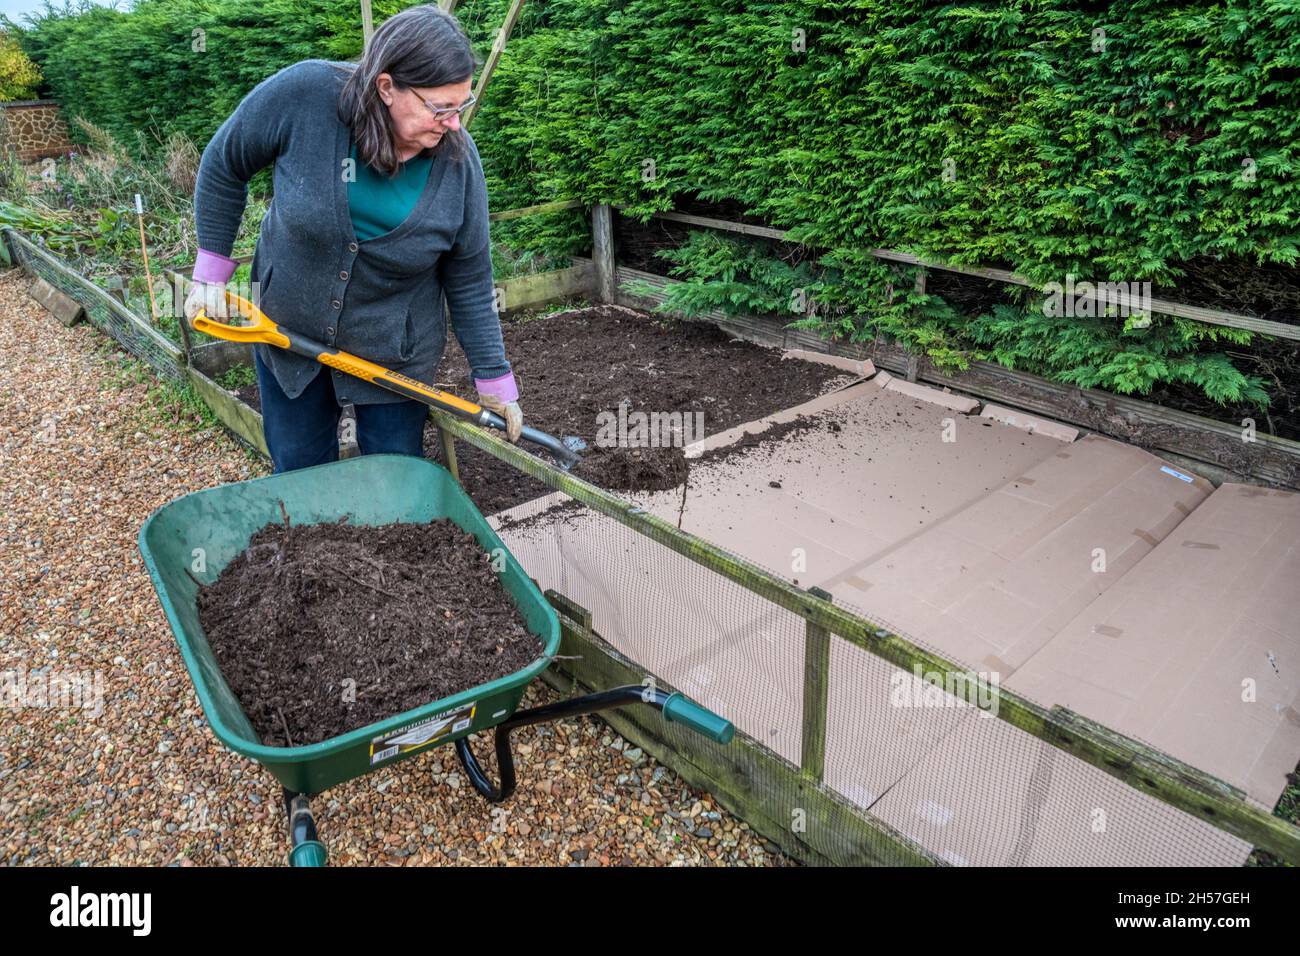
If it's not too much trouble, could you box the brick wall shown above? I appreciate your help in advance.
[0,101,74,162]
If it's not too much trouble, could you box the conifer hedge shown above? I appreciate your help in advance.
[10,1,1298,407]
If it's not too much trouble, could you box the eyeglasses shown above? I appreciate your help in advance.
[409,88,476,123]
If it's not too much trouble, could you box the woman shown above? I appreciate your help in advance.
[186,5,523,473]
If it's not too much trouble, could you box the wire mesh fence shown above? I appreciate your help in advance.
[433,411,1300,867]
[2,227,185,381]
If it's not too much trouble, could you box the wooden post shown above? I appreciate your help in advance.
[103,275,127,305]
[360,0,374,47]
[544,589,593,639]
[592,204,616,303]
[906,268,926,382]
[438,424,460,483]
[133,194,159,325]
[801,586,833,783]
[162,269,196,363]
[463,0,529,130]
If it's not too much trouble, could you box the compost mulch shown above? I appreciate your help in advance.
[196,517,543,748]
[428,304,848,513]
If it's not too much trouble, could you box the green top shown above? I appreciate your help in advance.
[347,141,435,242]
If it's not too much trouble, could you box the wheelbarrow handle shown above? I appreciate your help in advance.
[192,291,580,469]
[454,685,735,803]
[662,693,735,743]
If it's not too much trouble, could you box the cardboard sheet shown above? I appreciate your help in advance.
[1007,483,1300,806]
[825,435,1212,676]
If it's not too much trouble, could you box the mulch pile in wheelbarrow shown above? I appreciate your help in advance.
[196,517,543,747]
[428,304,849,513]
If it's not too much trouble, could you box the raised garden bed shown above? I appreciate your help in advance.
[187,339,268,456]
[428,304,851,513]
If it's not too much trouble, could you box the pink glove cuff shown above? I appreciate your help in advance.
[475,371,519,404]
[193,249,239,284]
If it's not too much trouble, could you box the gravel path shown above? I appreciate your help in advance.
[0,268,785,866]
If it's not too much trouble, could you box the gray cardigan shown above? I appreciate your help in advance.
[193,58,510,406]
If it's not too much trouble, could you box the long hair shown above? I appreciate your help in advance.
[336,5,478,176]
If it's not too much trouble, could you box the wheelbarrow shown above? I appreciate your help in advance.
[137,454,734,866]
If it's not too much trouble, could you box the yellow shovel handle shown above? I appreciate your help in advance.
[188,286,483,418]
[191,288,289,348]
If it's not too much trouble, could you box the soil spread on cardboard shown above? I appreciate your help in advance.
[196,517,543,747]
[427,305,847,514]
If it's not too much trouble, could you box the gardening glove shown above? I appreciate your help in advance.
[474,370,523,443]
[477,393,524,444]
[185,248,240,323]
[184,280,230,323]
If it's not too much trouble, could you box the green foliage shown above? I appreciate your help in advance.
[215,362,255,391]
[639,229,1271,406]
[0,28,41,99]
[624,229,821,319]
[0,197,80,248]
[451,0,1298,407]
[963,299,1269,406]
[4,0,406,156]
[8,0,1296,407]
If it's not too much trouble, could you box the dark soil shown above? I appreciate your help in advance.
[196,517,543,747]
[234,382,260,412]
[693,414,835,466]
[427,304,847,513]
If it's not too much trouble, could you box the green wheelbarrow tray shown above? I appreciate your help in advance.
[137,455,735,866]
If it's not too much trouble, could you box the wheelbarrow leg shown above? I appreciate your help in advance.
[283,788,328,866]
[453,685,734,804]
[454,734,517,803]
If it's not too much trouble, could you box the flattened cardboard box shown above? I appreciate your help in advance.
[827,435,1211,677]
[868,711,1252,866]
[1008,482,1300,807]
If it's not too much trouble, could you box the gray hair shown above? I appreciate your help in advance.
[336,5,478,176]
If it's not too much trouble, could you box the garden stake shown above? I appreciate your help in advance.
[134,193,159,325]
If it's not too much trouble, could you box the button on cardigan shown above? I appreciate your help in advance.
[192,58,516,407]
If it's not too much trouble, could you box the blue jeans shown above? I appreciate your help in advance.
[254,349,429,474]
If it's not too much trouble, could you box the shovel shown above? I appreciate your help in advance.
[191,290,584,470]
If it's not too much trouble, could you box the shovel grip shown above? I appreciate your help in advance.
[192,307,289,348]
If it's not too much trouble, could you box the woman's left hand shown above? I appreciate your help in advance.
[477,392,523,443]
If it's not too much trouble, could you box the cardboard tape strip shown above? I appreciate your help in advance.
[1132,528,1160,548]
